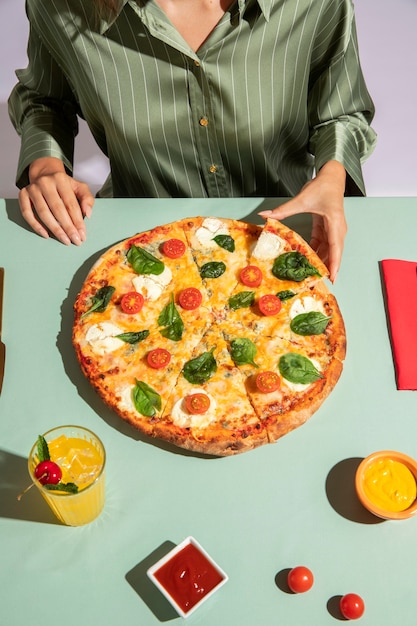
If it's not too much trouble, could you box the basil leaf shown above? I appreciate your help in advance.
[116,330,150,344]
[182,348,217,384]
[200,261,226,279]
[228,291,255,311]
[290,312,331,336]
[45,482,79,494]
[158,296,184,342]
[213,234,235,252]
[37,435,50,462]
[127,245,164,276]
[132,380,161,417]
[276,290,296,301]
[81,285,115,319]
[278,353,322,384]
[230,338,258,367]
[272,252,321,282]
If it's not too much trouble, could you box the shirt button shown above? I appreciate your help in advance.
[209,164,217,173]
[199,117,209,127]
[194,60,201,67]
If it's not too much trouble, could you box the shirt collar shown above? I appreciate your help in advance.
[99,0,271,33]
[239,0,272,21]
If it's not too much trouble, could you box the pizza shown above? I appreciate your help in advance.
[72,216,346,456]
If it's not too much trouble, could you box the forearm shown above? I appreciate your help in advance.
[308,4,377,195]
[8,25,79,188]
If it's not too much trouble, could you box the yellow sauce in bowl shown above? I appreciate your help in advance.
[363,458,417,512]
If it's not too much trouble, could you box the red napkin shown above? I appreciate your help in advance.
[381,259,417,390]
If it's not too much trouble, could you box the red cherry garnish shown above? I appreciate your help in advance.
[34,460,62,485]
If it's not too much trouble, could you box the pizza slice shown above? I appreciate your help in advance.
[74,220,215,338]
[240,217,329,298]
[156,324,268,455]
[220,320,344,444]
[182,216,261,316]
[225,279,346,363]
[73,299,213,436]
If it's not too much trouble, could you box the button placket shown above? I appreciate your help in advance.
[187,57,228,195]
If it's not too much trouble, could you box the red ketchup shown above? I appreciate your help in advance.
[154,542,224,613]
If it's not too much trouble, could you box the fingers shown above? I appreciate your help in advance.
[18,173,94,245]
[75,180,95,219]
[259,196,346,283]
[258,197,304,222]
[311,213,346,283]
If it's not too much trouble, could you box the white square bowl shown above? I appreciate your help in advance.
[147,536,228,618]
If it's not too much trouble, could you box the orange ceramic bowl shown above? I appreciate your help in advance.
[355,450,417,520]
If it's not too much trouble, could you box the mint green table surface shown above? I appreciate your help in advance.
[1,197,416,626]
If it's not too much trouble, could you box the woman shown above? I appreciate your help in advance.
[8,0,376,282]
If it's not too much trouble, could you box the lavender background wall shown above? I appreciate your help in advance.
[1,0,416,198]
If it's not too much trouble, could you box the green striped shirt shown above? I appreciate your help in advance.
[8,0,376,198]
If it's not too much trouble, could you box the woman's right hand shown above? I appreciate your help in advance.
[18,157,95,245]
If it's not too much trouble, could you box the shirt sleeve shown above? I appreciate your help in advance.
[8,24,80,188]
[307,0,377,195]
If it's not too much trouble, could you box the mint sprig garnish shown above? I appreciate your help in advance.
[37,435,50,462]
[45,482,79,494]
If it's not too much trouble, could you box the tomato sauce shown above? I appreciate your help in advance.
[154,542,224,613]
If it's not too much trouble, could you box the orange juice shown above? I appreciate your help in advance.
[29,426,106,526]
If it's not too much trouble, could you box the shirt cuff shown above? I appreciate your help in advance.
[15,113,75,188]
[311,122,376,196]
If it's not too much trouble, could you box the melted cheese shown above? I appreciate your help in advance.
[132,265,172,301]
[85,322,124,355]
[118,386,135,412]
[195,218,229,248]
[252,231,285,260]
[171,389,217,428]
[289,296,324,319]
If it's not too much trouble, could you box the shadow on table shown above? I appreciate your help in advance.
[327,595,349,621]
[325,457,384,524]
[126,540,178,622]
[0,449,59,524]
[274,568,293,594]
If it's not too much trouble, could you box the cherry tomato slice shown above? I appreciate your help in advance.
[178,287,203,310]
[240,265,263,288]
[147,348,171,369]
[258,294,282,316]
[339,594,365,620]
[287,566,314,593]
[185,393,211,414]
[162,238,186,259]
[34,460,62,485]
[255,371,280,393]
[120,291,144,314]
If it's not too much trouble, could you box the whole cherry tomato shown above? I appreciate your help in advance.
[340,593,365,620]
[287,566,314,593]
[162,238,186,259]
[178,287,203,310]
[120,291,144,314]
[240,265,263,288]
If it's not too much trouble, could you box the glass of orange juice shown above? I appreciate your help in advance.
[28,425,106,526]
